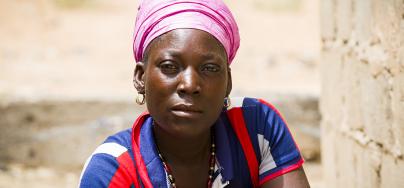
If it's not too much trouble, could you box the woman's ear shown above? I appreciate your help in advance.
[226,66,232,97]
[133,62,146,94]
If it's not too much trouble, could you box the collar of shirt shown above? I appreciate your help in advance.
[138,113,234,187]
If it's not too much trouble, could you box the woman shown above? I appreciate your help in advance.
[79,0,310,187]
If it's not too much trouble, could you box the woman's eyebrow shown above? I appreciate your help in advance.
[200,53,226,62]
[159,49,182,57]
[160,49,225,61]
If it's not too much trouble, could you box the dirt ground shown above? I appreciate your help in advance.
[0,0,320,102]
[0,0,322,187]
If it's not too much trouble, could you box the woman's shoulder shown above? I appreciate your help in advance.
[103,128,133,149]
[225,96,289,137]
[78,128,135,187]
[85,128,133,160]
[227,96,281,114]
[83,128,133,162]
[223,96,288,137]
[221,97,303,185]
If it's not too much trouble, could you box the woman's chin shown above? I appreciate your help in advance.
[161,123,211,138]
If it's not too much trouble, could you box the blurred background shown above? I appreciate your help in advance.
[1,0,403,187]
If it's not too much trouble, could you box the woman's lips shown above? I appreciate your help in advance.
[171,104,203,118]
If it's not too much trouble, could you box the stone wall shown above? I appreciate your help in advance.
[0,101,144,170]
[320,0,404,187]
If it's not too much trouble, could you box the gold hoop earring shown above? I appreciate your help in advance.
[224,97,231,108]
[136,93,146,105]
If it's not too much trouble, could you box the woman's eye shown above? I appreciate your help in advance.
[159,61,178,73]
[202,64,221,72]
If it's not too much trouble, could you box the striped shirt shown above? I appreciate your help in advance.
[79,97,304,187]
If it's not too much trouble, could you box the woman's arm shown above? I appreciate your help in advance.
[261,167,310,188]
[254,98,310,187]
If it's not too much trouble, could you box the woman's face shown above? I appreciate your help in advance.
[134,29,232,138]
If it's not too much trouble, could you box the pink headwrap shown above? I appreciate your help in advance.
[133,0,240,64]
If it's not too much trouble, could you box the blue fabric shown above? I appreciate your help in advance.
[139,117,167,187]
[79,153,120,187]
[78,97,303,187]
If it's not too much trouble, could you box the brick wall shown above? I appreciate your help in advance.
[320,0,404,187]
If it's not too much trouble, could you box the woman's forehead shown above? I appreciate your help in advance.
[146,29,227,62]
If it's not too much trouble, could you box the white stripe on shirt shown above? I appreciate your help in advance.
[258,134,277,174]
[78,142,127,187]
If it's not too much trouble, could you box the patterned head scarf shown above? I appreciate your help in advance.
[133,0,240,64]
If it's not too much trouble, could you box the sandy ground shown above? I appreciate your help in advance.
[0,0,322,187]
[0,0,320,102]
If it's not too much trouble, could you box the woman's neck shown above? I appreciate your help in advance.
[153,123,211,164]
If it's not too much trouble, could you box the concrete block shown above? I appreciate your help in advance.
[340,56,364,130]
[333,134,381,188]
[320,50,344,126]
[334,134,356,188]
[321,120,338,188]
[385,46,403,76]
[354,143,382,188]
[352,0,372,43]
[373,0,403,51]
[391,72,404,155]
[335,0,352,40]
[380,153,404,187]
[399,46,404,71]
[320,0,336,39]
[359,70,394,149]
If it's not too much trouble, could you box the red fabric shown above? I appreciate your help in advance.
[131,112,153,188]
[108,165,130,188]
[108,152,139,188]
[119,152,138,186]
[259,158,304,185]
[226,108,259,188]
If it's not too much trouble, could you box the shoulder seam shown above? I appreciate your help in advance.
[78,142,129,186]
[92,142,128,158]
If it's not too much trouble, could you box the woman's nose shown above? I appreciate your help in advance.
[177,67,201,95]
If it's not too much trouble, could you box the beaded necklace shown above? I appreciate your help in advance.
[154,126,216,188]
